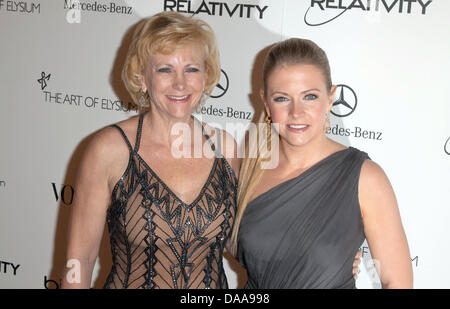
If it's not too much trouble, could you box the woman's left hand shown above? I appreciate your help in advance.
[353,249,362,279]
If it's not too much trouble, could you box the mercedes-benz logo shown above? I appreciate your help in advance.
[445,137,450,155]
[210,69,229,99]
[331,84,357,117]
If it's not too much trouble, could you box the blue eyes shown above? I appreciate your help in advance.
[157,67,171,73]
[274,96,288,102]
[305,94,318,100]
[273,94,318,102]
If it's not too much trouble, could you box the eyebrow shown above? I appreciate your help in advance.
[270,88,321,96]
[154,63,202,67]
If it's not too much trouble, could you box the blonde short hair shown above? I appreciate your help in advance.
[122,11,221,110]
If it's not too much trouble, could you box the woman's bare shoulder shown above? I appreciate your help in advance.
[80,115,140,181]
[358,159,397,218]
[90,116,138,153]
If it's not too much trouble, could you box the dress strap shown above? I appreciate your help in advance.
[110,124,133,152]
[195,117,223,158]
[134,112,145,152]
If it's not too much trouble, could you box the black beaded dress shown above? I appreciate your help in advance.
[104,113,237,289]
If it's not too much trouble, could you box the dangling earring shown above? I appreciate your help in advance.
[198,91,207,108]
[264,113,272,150]
[324,111,331,133]
[139,89,149,108]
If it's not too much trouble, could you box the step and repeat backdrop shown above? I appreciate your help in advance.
[0,0,449,289]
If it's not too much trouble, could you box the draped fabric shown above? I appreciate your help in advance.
[238,147,368,289]
[104,113,237,289]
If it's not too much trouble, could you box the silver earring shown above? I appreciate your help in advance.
[324,111,330,132]
[198,92,208,107]
[139,90,149,108]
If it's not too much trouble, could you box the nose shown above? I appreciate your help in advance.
[172,71,186,91]
[290,100,305,118]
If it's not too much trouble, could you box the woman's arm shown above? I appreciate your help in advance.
[359,160,413,288]
[60,130,115,288]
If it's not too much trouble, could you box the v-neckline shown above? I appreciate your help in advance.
[135,152,219,210]
[134,113,219,210]
[248,147,354,206]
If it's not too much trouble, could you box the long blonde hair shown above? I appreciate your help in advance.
[230,38,333,253]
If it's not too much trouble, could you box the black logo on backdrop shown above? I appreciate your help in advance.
[0,180,5,188]
[445,137,450,155]
[64,0,132,15]
[304,0,433,26]
[304,2,349,26]
[163,0,269,19]
[52,183,74,206]
[44,276,62,289]
[331,84,357,117]
[0,1,41,14]
[195,68,251,119]
[37,72,51,90]
[327,84,382,140]
[38,71,137,113]
[361,246,419,267]
[0,260,20,275]
[211,69,229,99]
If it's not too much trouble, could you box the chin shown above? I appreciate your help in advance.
[167,107,195,119]
[285,140,309,148]
[280,133,316,148]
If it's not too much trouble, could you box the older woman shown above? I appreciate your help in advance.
[61,11,239,289]
[232,38,413,289]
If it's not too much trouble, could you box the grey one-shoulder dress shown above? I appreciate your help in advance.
[238,147,368,289]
